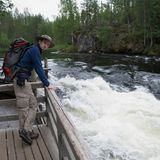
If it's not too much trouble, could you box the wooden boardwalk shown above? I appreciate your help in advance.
[0,124,59,160]
[0,81,91,160]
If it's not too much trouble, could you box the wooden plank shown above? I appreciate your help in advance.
[0,114,18,122]
[44,67,51,71]
[0,114,18,121]
[48,112,58,146]
[31,134,43,160]
[0,67,50,71]
[38,124,59,160]
[13,129,26,160]
[23,143,34,160]
[0,81,43,92]
[0,96,46,106]
[46,96,58,142]
[6,128,16,160]
[0,110,47,122]
[0,129,7,160]
[47,97,57,123]
[61,133,75,160]
[0,98,16,106]
[34,126,52,160]
[46,97,59,146]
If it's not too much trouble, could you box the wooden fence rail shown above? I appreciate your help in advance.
[45,88,91,160]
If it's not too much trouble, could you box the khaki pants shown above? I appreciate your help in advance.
[13,79,37,131]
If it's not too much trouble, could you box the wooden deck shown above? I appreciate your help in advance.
[0,81,91,160]
[0,124,59,160]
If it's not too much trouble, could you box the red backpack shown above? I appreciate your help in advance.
[1,38,31,83]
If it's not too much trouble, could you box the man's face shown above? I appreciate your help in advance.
[39,39,51,50]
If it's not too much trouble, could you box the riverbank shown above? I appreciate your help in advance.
[49,43,160,56]
[1,43,160,58]
[48,43,160,56]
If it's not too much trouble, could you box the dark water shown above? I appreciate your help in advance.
[0,53,160,99]
[46,54,160,160]
[47,53,160,99]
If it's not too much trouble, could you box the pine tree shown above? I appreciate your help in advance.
[0,0,13,15]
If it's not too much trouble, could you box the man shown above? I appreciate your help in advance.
[13,35,56,145]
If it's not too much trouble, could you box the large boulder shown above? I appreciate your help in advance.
[72,32,101,53]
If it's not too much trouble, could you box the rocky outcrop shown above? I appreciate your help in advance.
[72,29,145,54]
[77,33,98,52]
[107,31,145,54]
[72,31,101,53]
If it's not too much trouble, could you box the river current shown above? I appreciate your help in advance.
[1,54,160,160]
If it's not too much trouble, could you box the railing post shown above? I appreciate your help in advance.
[30,69,38,96]
[44,57,49,78]
[44,88,50,126]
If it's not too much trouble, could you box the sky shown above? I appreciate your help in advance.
[11,0,105,21]
[11,0,87,20]
[12,0,61,20]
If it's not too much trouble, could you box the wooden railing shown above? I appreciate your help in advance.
[45,88,91,160]
[0,81,45,122]
[0,82,91,160]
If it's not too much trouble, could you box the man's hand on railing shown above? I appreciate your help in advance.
[47,84,57,90]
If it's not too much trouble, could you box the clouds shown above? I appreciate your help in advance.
[11,0,105,20]
[12,0,61,20]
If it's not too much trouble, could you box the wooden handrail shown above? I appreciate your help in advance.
[46,88,91,160]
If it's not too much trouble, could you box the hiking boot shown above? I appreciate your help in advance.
[19,129,32,145]
[29,130,39,139]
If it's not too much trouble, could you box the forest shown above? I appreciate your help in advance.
[1,0,160,55]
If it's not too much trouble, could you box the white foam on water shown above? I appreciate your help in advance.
[55,75,160,160]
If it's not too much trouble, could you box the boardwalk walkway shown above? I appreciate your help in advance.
[0,81,91,160]
[0,124,59,160]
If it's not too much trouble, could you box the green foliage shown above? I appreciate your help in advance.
[0,48,7,57]
[53,0,80,45]
[97,26,112,50]
[0,9,55,50]
[148,44,160,55]
[1,0,160,55]
[0,32,10,48]
[63,44,78,53]
[52,44,77,53]
[81,0,99,30]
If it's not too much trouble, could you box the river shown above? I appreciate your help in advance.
[1,54,160,160]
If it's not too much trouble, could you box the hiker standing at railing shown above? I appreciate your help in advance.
[13,35,56,145]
